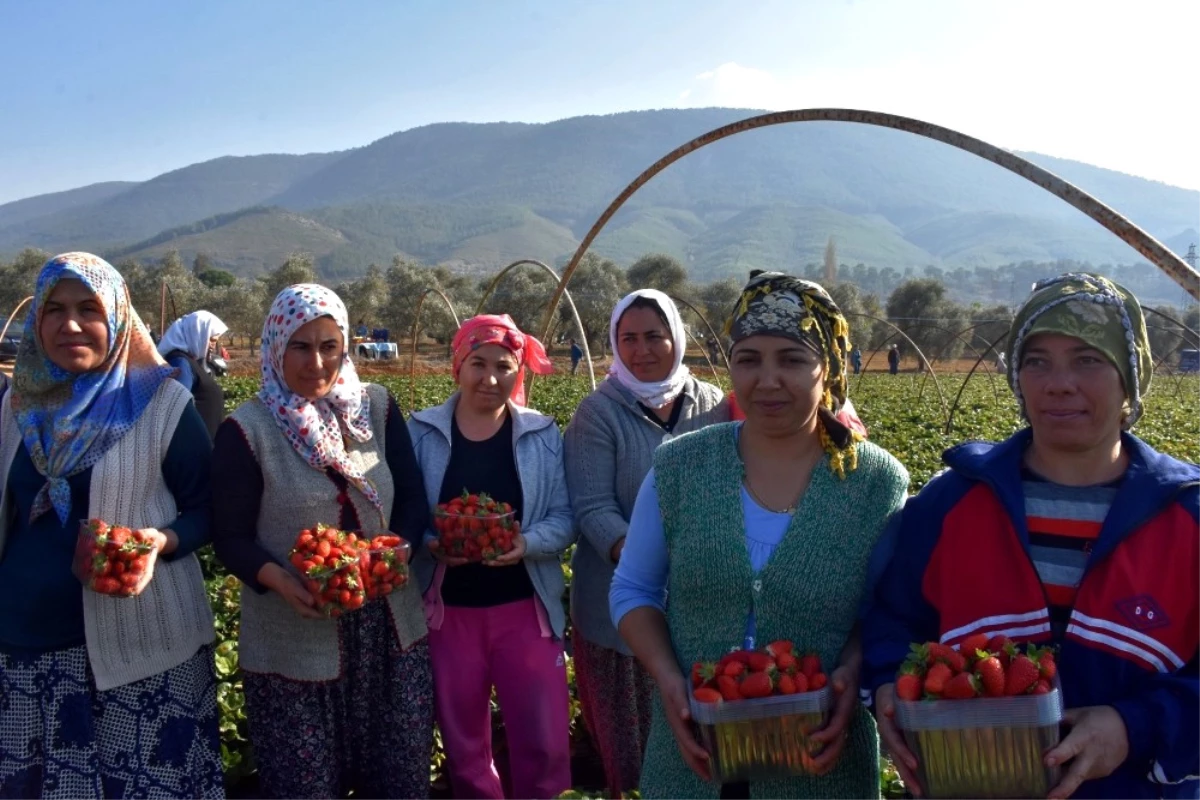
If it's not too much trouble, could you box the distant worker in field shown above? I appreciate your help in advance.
[570,338,584,375]
[887,343,900,375]
[355,318,368,340]
[851,345,863,374]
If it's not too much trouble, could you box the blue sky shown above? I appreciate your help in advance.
[1,0,1196,204]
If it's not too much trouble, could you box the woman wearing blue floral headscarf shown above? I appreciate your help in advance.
[0,252,222,799]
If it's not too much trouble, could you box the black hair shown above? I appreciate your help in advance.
[617,296,671,333]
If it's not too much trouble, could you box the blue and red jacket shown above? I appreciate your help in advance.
[861,429,1199,799]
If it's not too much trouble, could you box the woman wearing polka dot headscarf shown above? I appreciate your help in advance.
[212,284,434,798]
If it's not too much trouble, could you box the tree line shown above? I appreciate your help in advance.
[0,248,1195,367]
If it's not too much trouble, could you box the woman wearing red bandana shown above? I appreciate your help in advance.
[409,314,576,799]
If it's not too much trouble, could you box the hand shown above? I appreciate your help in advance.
[656,669,711,781]
[139,527,176,555]
[428,538,470,567]
[875,683,923,796]
[610,537,626,563]
[1045,706,1129,799]
[258,563,324,620]
[487,533,527,567]
[808,664,858,775]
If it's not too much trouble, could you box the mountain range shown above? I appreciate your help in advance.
[1,108,1195,292]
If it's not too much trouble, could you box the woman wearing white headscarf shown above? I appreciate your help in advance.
[563,289,728,797]
[211,284,433,798]
[159,310,229,438]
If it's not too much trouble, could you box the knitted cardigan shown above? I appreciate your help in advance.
[228,383,427,681]
[564,376,727,653]
[639,423,908,799]
[0,380,215,691]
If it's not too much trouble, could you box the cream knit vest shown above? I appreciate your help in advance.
[0,380,216,691]
[229,383,427,681]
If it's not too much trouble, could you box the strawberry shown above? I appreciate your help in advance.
[774,652,799,673]
[791,672,809,693]
[765,640,794,656]
[798,654,822,678]
[809,672,828,690]
[895,672,923,702]
[720,660,746,679]
[740,670,775,699]
[943,672,981,700]
[927,643,967,673]
[1032,679,1052,695]
[924,662,953,696]
[975,654,1006,697]
[716,675,743,702]
[777,673,798,695]
[958,633,991,657]
[691,661,716,688]
[1004,654,1041,696]
[746,652,774,672]
[692,687,722,703]
[988,635,1014,664]
[1030,645,1058,681]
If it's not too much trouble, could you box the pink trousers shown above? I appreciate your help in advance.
[428,598,572,799]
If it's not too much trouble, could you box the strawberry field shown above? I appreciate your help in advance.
[208,371,1199,797]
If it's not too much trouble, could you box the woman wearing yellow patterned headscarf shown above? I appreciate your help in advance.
[611,270,910,798]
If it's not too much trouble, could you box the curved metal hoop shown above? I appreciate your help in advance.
[945,332,1012,434]
[539,108,1200,348]
[667,294,733,373]
[407,287,461,412]
[0,296,33,363]
[843,311,949,422]
[476,259,596,399]
[913,320,1008,402]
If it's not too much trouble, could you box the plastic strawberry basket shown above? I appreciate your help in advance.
[689,687,832,783]
[431,508,518,562]
[894,681,1063,799]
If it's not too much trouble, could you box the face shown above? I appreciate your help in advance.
[1018,333,1128,454]
[730,335,826,437]
[207,334,222,358]
[39,278,110,373]
[617,306,675,383]
[282,316,344,401]
[458,343,519,413]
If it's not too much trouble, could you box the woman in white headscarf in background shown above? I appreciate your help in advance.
[563,289,728,798]
[159,311,228,438]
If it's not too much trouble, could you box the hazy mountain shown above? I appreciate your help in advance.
[2,108,1195,286]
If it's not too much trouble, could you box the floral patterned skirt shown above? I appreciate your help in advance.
[573,637,656,794]
[243,598,435,799]
[0,643,224,799]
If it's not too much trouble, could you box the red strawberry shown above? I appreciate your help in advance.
[1030,645,1057,681]
[798,654,821,678]
[988,635,1015,664]
[1005,655,1041,696]
[1032,679,1052,695]
[765,640,794,656]
[958,633,991,657]
[809,672,827,690]
[740,671,775,699]
[746,652,774,672]
[774,652,799,673]
[692,687,722,703]
[928,643,967,673]
[716,675,742,702]
[896,672,923,702]
[943,672,981,700]
[791,672,809,693]
[924,662,953,696]
[721,660,746,679]
[691,661,716,688]
[777,673,798,695]
[975,655,1006,697]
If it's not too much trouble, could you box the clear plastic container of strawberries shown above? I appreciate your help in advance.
[73,519,159,597]
[687,640,833,782]
[359,534,410,600]
[288,524,368,617]
[432,491,518,562]
[892,634,1063,799]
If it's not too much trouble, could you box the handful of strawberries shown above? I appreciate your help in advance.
[288,525,412,617]
[894,635,1057,701]
[73,519,159,597]
[691,640,828,703]
[432,491,519,562]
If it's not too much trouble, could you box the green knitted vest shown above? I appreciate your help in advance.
[641,423,908,799]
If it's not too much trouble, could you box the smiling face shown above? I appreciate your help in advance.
[458,343,520,414]
[616,304,675,383]
[730,334,826,438]
[38,278,110,373]
[282,316,344,401]
[1018,332,1127,455]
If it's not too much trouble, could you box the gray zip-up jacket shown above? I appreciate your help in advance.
[408,393,576,638]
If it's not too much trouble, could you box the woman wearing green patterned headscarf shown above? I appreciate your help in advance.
[612,271,910,798]
[863,272,1200,800]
